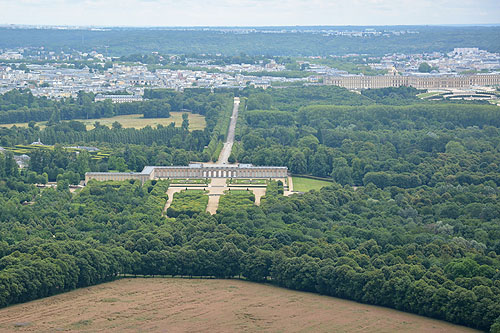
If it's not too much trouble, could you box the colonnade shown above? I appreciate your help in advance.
[86,164,289,184]
[154,166,287,179]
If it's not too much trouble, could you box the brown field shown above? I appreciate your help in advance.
[0,278,475,333]
[0,278,479,333]
[0,112,206,131]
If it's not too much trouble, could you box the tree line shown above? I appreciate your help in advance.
[1,26,499,56]
[0,179,499,331]
[0,85,499,331]
[0,89,232,126]
[233,87,500,189]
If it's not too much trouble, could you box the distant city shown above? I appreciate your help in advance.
[0,25,422,35]
[0,46,499,100]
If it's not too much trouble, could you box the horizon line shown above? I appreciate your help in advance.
[1,23,500,29]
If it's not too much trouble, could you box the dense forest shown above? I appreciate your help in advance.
[0,172,499,331]
[0,88,229,125]
[0,85,500,331]
[233,86,500,190]
[1,26,499,56]
[0,88,235,181]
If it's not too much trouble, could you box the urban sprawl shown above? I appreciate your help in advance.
[0,47,499,101]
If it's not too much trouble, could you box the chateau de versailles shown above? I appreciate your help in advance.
[324,72,500,90]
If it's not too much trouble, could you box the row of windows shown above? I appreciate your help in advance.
[87,168,288,183]
[87,175,140,181]
[327,76,500,89]
[154,169,287,178]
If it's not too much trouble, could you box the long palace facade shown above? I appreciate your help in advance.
[324,73,500,90]
[85,163,288,184]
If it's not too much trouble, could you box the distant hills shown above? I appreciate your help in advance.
[0,26,499,56]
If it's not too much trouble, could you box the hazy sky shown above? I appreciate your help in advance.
[0,0,499,27]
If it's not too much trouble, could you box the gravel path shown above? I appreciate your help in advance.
[217,97,240,164]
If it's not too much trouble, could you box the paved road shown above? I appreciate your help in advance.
[217,97,240,164]
[252,188,266,205]
[284,176,295,196]
[205,178,226,214]
[164,97,270,215]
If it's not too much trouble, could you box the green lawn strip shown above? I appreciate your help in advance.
[227,178,268,185]
[292,176,333,192]
[0,112,206,131]
[169,178,208,184]
[417,91,444,99]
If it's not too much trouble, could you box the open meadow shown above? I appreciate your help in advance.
[0,278,479,333]
[292,176,333,192]
[0,112,206,131]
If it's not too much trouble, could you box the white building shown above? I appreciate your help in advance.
[94,94,143,103]
[86,163,288,184]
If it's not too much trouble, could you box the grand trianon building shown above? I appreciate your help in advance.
[85,163,288,184]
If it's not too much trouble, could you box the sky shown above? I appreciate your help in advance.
[0,0,499,27]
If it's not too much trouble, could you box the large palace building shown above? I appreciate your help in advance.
[85,163,288,184]
[324,73,500,90]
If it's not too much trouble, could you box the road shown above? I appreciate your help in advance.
[217,97,240,164]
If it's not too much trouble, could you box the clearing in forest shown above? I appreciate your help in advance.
[0,112,206,131]
[0,278,479,333]
[292,176,333,192]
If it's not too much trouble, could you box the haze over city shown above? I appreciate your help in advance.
[0,0,499,27]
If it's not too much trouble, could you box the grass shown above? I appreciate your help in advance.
[227,178,267,185]
[292,177,333,192]
[417,91,444,99]
[0,112,206,131]
[170,179,208,184]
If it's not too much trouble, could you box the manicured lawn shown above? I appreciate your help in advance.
[170,178,208,184]
[417,91,444,99]
[0,112,206,131]
[292,177,333,192]
[227,178,267,185]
